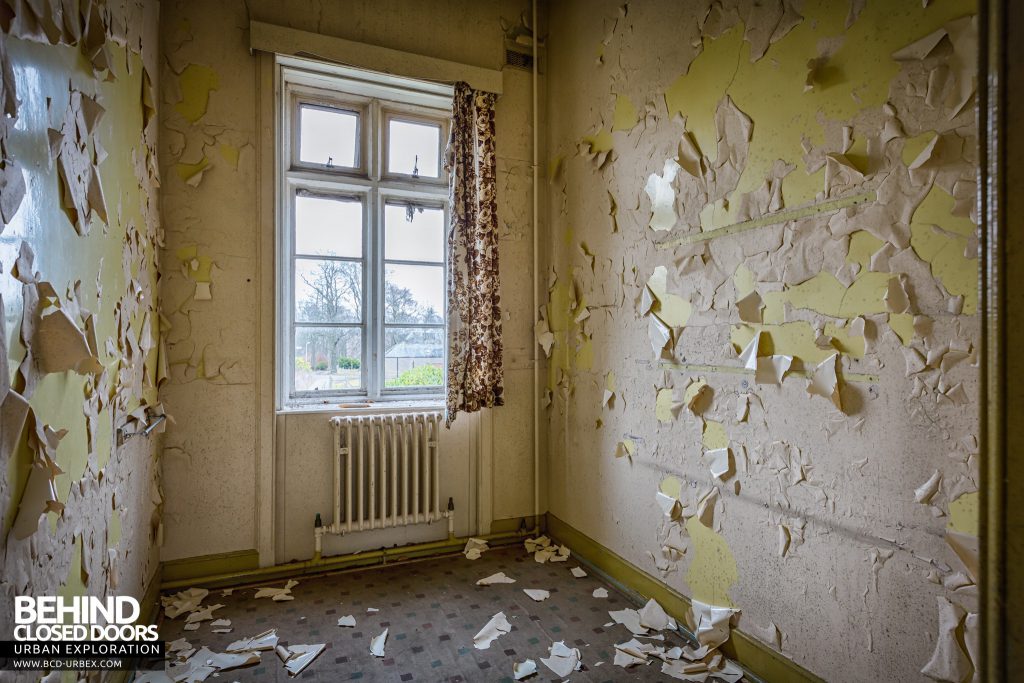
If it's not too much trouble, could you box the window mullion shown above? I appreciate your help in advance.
[374,183,386,401]
[364,186,375,400]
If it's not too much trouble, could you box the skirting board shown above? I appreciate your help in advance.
[546,513,825,683]
[161,549,260,584]
[490,515,541,534]
[159,517,538,589]
[157,520,540,591]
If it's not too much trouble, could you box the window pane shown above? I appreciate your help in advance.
[384,327,444,388]
[388,119,440,177]
[384,204,444,262]
[296,195,362,257]
[384,264,444,323]
[299,105,358,168]
[295,258,363,323]
[294,327,362,392]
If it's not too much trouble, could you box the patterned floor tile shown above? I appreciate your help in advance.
[157,544,717,681]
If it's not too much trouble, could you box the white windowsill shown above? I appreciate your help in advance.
[277,397,444,416]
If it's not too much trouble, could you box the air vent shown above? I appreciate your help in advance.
[505,48,533,71]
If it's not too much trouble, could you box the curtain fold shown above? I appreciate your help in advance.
[444,82,503,426]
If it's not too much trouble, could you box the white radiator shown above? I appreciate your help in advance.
[326,412,443,534]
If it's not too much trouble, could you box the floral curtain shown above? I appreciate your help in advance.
[444,82,503,426]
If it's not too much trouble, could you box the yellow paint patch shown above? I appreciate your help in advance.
[847,230,885,270]
[784,166,826,207]
[698,198,744,232]
[910,187,978,314]
[664,0,974,215]
[824,322,867,357]
[732,321,864,366]
[733,265,756,298]
[902,131,938,167]
[175,245,215,282]
[655,388,676,423]
[775,271,891,318]
[660,476,682,499]
[545,282,573,382]
[913,183,977,237]
[910,223,976,313]
[888,313,915,345]
[175,63,219,123]
[647,267,693,328]
[582,128,614,154]
[702,420,728,450]
[219,143,240,168]
[761,292,785,325]
[175,157,210,184]
[664,25,743,160]
[654,297,693,328]
[948,491,979,535]
[685,516,738,608]
[612,95,638,132]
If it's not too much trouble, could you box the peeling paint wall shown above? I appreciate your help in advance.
[0,0,163,647]
[543,1,979,681]
[158,0,540,563]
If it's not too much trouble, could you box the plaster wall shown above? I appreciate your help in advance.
[542,1,980,681]
[0,0,163,651]
[158,0,541,563]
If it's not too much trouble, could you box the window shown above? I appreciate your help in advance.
[278,59,452,405]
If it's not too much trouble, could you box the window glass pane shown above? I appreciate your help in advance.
[384,204,444,262]
[295,195,362,257]
[295,258,363,323]
[299,105,358,168]
[384,264,444,323]
[384,327,444,388]
[388,119,440,177]
[294,327,362,392]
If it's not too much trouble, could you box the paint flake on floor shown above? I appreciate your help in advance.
[156,545,748,681]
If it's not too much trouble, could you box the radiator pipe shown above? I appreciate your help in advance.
[314,494,458,560]
[447,497,455,540]
[530,0,541,535]
[167,528,532,592]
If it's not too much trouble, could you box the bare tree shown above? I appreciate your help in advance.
[297,259,433,370]
[384,283,419,323]
[420,305,443,324]
[299,260,361,322]
[298,260,361,371]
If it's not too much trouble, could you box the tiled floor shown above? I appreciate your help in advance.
[158,543,704,681]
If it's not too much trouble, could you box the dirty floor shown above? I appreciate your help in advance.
[157,544,731,682]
